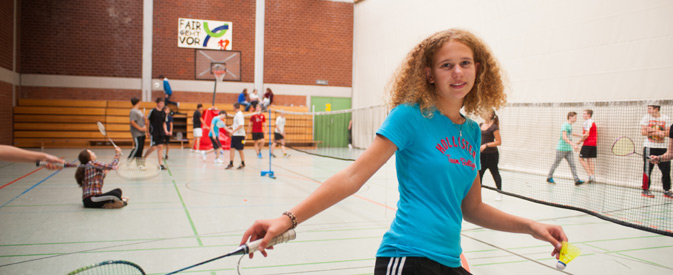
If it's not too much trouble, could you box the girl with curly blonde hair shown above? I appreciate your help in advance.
[240,29,568,274]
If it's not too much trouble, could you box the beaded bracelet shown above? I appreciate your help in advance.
[282,211,298,229]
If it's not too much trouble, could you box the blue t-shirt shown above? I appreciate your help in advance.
[210,116,223,137]
[376,104,481,268]
[238,93,246,103]
[163,79,172,95]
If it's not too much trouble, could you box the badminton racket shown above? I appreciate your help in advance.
[67,260,145,275]
[97,121,122,156]
[39,158,160,181]
[115,158,161,181]
[164,229,296,275]
[36,161,78,168]
[68,230,296,275]
[176,131,183,142]
[611,136,642,157]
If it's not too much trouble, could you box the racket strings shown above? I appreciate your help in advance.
[612,137,637,156]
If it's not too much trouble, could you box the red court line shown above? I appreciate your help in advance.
[0,167,44,190]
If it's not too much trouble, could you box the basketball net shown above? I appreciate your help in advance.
[214,70,226,82]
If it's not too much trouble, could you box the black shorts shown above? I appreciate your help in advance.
[252,132,264,140]
[231,136,245,150]
[150,134,164,146]
[209,135,222,150]
[579,145,597,158]
[375,257,471,275]
[83,188,122,208]
[274,133,284,141]
[163,135,171,144]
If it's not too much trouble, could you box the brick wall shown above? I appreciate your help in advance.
[0,82,13,145]
[20,87,141,101]
[153,1,256,81]
[20,0,143,77]
[0,0,14,70]
[264,0,353,86]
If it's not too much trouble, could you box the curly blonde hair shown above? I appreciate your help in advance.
[387,29,507,116]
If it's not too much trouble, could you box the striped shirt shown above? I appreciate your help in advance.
[81,154,120,199]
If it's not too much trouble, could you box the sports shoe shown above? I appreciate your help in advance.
[271,153,277,158]
[214,159,224,163]
[587,176,594,183]
[575,180,585,186]
[258,152,262,159]
[160,165,167,170]
[664,190,673,199]
[642,190,655,198]
[546,178,555,184]
[225,164,234,169]
[164,155,168,160]
[237,164,245,169]
[201,151,207,160]
[284,153,290,158]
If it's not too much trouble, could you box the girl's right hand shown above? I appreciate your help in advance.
[240,215,294,259]
[114,147,122,155]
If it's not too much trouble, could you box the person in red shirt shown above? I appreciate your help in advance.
[249,104,266,159]
[577,109,597,183]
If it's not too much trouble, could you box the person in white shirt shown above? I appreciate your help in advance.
[271,112,289,158]
[639,101,671,198]
[249,89,260,110]
[227,103,246,169]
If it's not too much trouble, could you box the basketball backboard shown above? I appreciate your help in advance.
[195,50,241,81]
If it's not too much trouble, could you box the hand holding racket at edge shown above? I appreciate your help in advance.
[241,215,296,258]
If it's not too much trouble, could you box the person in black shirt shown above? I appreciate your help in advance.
[193,103,206,152]
[143,97,168,170]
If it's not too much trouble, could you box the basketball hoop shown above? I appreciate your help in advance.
[211,62,227,82]
[210,62,227,107]
[213,70,226,82]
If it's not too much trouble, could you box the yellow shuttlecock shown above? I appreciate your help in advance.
[556,242,581,270]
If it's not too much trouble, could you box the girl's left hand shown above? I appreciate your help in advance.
[528,222,567,259]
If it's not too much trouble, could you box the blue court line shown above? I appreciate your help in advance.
[0,168,64,209]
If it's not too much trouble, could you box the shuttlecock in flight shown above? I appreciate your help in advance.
[556,242,581,270]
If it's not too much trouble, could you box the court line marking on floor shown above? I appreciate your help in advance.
[0,166,44,190]
[0,169,62,209]
[166,160,203,246]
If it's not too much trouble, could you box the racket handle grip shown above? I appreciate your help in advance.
[244,229,296,254]
[36,161,76,168]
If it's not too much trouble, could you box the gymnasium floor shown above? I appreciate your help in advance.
[1,147,672,275]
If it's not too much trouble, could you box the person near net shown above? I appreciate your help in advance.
[271,111,289,158]
[75,146,128,209]
[0,145,64,170]
[192,103,206,153]
[649,120,673,199]
[201,110,229,163]
[262,88,274,111]
[250,104,266,159]
[576,109,597,183]
[143,97,167,170]
[240,29,568,275]
[163,106,174,160]
[547,112,584,185]
[479,109,503,200]
[640,101,670,198]
[237,88,251,112]
[226,103,246,169]
[129,97,146,166]
[159,75,178,107]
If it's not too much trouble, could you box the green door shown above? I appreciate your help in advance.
[311,97,352,147]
